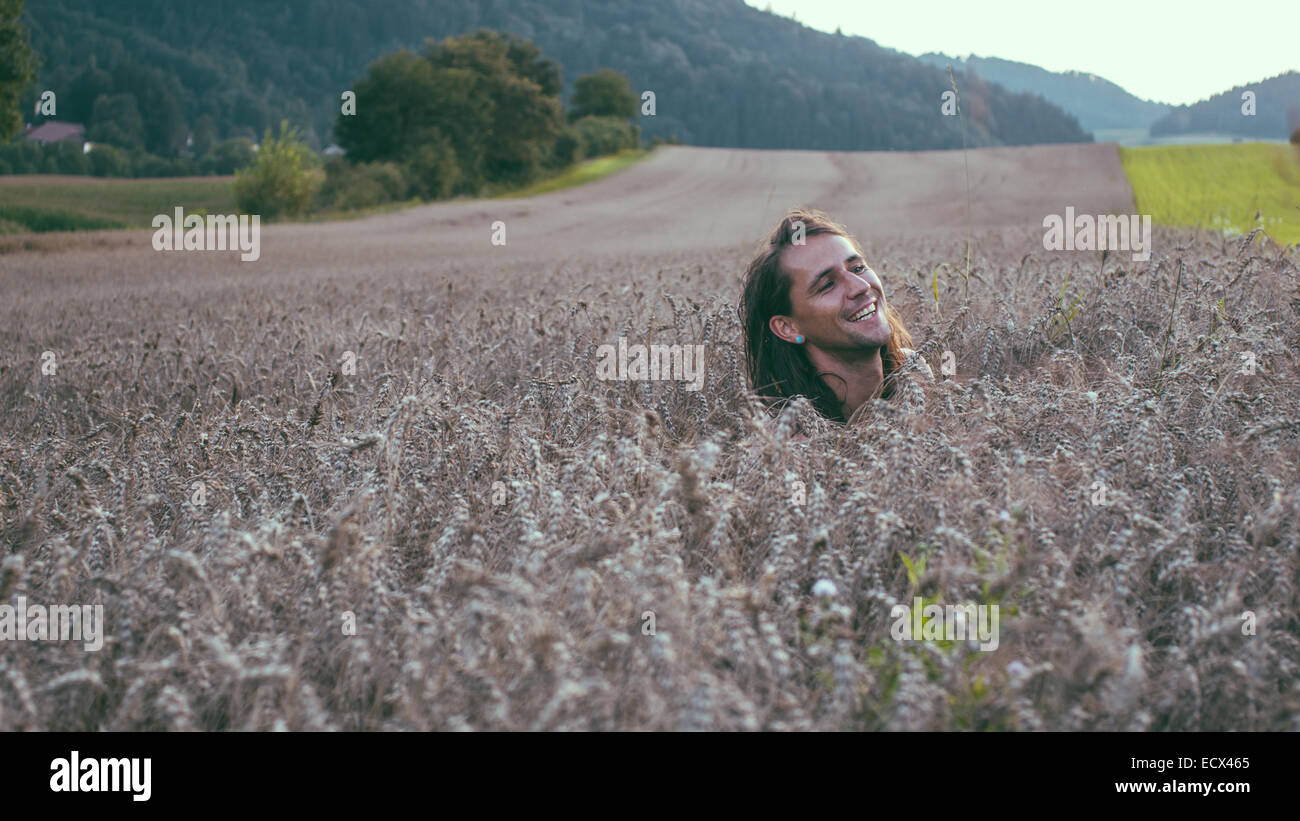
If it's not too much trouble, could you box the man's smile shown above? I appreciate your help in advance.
[846,299,879,322]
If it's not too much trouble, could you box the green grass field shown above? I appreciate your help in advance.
[1120,142,1300,245]
[488,148,650,199]
[0,175,238,233]
[0,149,652,233]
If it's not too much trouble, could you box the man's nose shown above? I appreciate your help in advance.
[846,269,873,297]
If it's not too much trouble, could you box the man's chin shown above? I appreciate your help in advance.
[845,322,891,349]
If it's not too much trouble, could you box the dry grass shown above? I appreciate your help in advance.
[1,225,1298,730]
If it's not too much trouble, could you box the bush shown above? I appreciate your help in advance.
[549,124,583,168]
[48,141,91,175]
[0,140,214,178]
[131,152,199,178]
[403,129,459,201]
[360,161,407,202]
[318,157,364,209]
[0,205,125,232]
[0,140,43,174]
[0,140,86,175]
[572,115,638,159]
[647,134,684,149]
[233,121,322,219]
[326,171,384,210]
[201,138,256,175]
[88,144,131,177]
[318,157,408,211]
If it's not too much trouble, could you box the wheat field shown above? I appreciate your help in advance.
[2,145,1299,730]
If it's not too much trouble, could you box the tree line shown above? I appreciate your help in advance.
[238,31,641,218]
[2,1,644,215]
[9,0,1092,163]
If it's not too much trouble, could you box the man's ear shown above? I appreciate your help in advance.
[769,315,801,344]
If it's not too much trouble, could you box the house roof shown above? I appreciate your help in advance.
[25,121,86,144]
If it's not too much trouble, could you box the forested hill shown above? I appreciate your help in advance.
[1149,72,1300,140]
[22,0,1090,152]
[917,53,1171,134]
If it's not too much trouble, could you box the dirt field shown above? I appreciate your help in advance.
[1,142,1136,275]
[2,144,1297,731]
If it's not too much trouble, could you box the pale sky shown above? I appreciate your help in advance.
[743,0,1298,106]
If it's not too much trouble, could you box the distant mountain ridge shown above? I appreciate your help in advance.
[917,52,1171,134]
[22,0,1091,152]
[1150,71,1300,140]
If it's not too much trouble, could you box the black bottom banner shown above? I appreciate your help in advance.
[4,732,1286,810]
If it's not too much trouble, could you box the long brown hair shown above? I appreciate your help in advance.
[739,208,913,423]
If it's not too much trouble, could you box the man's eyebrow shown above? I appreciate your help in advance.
[808,255,863,293]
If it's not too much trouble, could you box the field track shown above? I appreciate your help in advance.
[2,143,1137,285]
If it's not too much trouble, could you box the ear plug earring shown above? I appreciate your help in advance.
[795,335,804,343]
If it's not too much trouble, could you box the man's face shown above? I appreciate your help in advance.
[770,233,892,353]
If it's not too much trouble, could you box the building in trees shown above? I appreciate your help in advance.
[24,120,86,148]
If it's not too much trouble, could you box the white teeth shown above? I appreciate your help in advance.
[849,304,878,321]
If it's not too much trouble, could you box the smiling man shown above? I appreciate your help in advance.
[739,208,931,423]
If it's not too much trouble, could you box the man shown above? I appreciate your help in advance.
[739,208,931,424]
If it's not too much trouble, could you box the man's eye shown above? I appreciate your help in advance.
[853,264,867,273]
[819,280,833,292]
